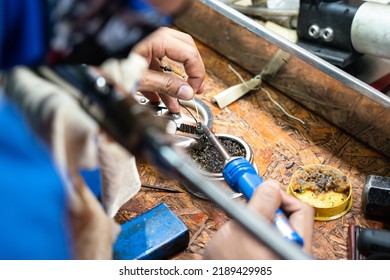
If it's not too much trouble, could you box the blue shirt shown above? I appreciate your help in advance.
[0,0,46,69]
[0,95,71,259]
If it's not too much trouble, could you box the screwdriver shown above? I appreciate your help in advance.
[199,123,304,247]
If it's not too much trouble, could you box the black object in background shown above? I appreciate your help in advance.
[348,225,390,260]
[362,175,390,220]
[297,0,362,67]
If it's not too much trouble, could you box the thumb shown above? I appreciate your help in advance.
[138,69,194,100]
[247,180,282,221]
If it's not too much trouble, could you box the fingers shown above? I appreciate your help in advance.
[159,94,181,114]
[280,191,314,253]
[133,27,206,95]
[248,180,314,253]
[204,180,314,260]
[280,191,314,217]
[132,27,205,113]
[204,181,284,260]
[138,69,195,100]
[247,180,282,221]
[138,69,195,113]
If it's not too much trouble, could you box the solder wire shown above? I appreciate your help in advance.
[193,98,200,122]
[178,99,200,124]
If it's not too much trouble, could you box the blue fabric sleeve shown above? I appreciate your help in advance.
[128,0,172,25]
[0,95,71,259]
[0,0,46,69]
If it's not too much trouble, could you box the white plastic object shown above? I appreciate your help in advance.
[351,2,390,59]
[212,76,261,108]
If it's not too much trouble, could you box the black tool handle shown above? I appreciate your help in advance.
[357,228,390,259]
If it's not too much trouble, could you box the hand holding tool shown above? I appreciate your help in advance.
[40,64,312,259]
[199,123,304,247]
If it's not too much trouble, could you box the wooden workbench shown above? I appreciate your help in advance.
[114,39,390,260]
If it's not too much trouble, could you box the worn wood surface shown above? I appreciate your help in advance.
[174,0,390,159]
[114,39,390,260]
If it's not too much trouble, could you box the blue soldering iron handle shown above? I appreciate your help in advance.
[223,157,304,247]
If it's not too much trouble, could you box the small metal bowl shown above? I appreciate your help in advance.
[182,133,256,200]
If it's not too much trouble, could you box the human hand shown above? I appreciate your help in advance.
[132,27,206,113]
[203,180,314,259]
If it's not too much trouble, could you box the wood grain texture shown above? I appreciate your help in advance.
[174,1,390,158]
[114,39,390,260]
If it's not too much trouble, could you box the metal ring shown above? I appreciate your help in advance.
[182,133,257,200]
[135,95,213,129]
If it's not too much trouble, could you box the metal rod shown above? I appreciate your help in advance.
[200,123,231,161]
[200,0,390,109]
[146,130,313,260]
[141,184,183,193]
[41,65,313,260]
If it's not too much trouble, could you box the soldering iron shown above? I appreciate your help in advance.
[36,64,311,259]
[198,122,304,247]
